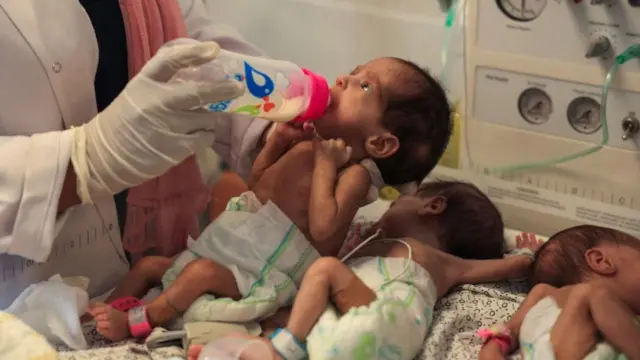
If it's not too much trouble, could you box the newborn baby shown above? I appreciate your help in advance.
[478,225,640,360]
[191,181,539,360]
[88,57,453,341]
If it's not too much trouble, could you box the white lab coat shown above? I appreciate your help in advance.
[0,0,270,309]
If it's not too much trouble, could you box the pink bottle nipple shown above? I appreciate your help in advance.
[292,69,330,123]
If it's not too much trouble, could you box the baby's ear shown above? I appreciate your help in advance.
[364,133,399,159]
[418,195,447,216]
[584,248,617,276]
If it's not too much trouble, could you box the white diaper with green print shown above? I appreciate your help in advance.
[519,297,620,360]
[306,257,437,360]
[161,191,320,323]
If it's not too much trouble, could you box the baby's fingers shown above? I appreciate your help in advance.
[344,145,353,160]
[515,234,524,247]
[522,232,534,246]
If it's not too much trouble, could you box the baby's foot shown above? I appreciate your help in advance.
[187,334,281,360]
[187,344,203,360]
[88,303,130,341]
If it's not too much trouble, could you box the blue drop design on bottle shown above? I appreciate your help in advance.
[243,61,275,98]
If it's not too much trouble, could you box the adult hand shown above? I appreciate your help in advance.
[71,40,244,203]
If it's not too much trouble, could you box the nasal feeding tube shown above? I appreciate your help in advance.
[440,1,640,174]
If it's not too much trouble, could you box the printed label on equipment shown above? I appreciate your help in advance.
[487,186,566,211]
[432,167,640,237]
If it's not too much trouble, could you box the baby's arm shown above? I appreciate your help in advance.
[249,123,312,187]
[450,254,533,285]
[478,284,555,359]
[551,283,640,360]
[309,140,370,256]
[449,233,543,286]
[249,131,292,188]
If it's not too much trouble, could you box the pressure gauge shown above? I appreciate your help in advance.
[497,0,547,22]
[567,97,601,134]
[518,88,553,125]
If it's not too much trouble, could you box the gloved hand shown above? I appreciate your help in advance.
[70,40,244,203]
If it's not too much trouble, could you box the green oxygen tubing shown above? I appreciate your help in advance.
[439,1,640,174]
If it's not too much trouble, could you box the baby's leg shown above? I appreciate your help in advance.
[551,283,640,360]
[260,307,292,338]
[286,257,376,342]
[106,256,174,302]
[90,258,241,341]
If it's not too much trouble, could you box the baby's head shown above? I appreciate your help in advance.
[375,180,504,259]
[532,225,640,310]
[313,57,452,186]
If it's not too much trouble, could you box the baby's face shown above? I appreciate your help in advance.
[313,57,404,140]
[375,194,425,237]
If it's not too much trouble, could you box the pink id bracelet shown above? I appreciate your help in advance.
[128,305,153,338]
[110,296,142,312]
[477,324,514,355]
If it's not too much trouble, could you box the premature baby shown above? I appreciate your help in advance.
[186,180,542,360]
[478,225,640,360]
[88,57,453,341]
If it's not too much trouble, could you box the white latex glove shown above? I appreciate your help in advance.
[70,40,244,203]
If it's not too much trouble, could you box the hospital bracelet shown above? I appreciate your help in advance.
[506,248,535,261]
[269,328,307,360]
[128,306,153,338]
[477,324,514,355]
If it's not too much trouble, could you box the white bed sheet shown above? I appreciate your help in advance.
[56,282,527,360]
[56,200,538,360]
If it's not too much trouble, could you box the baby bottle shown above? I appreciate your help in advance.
[196,337,272,360]
[173,48,330,123]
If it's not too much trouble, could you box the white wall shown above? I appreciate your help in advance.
[205,0,450,83]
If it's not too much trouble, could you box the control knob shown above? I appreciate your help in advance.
[585,35,612,58]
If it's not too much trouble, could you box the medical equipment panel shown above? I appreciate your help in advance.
[478,0,640,73]
[473,67,640,150]
[437,1,640,236]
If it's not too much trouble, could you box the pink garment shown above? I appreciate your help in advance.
[120,0,210,262]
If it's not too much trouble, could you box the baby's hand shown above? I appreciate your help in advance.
[271,122,314,145]
[314,138,353,167]
[515,232,544,253]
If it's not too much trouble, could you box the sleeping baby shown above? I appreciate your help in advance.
[187,180,542,360]
[478,225,640,360]
[87,56,453,341]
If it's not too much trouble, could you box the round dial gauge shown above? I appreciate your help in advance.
[518,88,553,125]
[567,97,601,135]
[497,0,548,22]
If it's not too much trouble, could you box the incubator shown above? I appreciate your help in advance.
[173,49,330,123]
